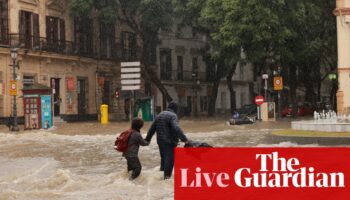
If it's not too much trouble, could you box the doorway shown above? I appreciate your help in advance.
[50,78,60,116]
[77,78,87,114]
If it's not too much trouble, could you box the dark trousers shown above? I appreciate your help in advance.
[159,144,175,178]
[126,157,142,180]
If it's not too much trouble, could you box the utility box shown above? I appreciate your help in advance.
[100,104,109,124]
[22,84,53,129]
[261,102,276,121]
[133,98,154,121]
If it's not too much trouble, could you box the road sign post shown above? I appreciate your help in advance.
[255,95,265,121]
[121,62,141,121]
[262,74,269,102]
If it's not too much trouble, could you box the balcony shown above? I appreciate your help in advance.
[1,34,130,61]
[161,70,214,82]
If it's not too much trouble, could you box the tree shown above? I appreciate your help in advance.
[69,0,175,103]
[175,0,241,116]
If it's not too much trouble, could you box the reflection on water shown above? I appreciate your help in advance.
[0,129,314,200]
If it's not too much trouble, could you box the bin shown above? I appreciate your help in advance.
[133,99,153,121]
[101,104,109,124]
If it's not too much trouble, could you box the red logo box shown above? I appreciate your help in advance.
[175,148,350,200]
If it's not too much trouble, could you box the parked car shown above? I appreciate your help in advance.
[235,104,257,118]
[282,103,314,117]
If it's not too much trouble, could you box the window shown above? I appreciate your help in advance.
[100,23,116,59]
[74,18,93,56]
[177,56,183,80]
[46,16,65,43]
[45,16,65,52]
[239,63,244,80]
[19,10,39,48]
[192,57,198,75]
[0,0,8,45]
[160,49,172,80]
[121,31,136,61]
[200,96,208,112]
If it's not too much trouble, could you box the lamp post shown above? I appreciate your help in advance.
[262,74,269,102]
[10,48,20,132]
[328,73,337,111]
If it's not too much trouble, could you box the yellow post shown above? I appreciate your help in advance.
[100,104,108,124]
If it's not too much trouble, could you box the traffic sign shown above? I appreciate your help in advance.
[121,61,141,91]
[255,95,265,106]
[274,76,283,91]
[9,80,17,96]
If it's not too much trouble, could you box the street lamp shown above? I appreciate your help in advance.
[262,73,269,101]
[10,48,20,131]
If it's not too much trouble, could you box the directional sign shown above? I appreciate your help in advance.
[121,79,141,85]
[274,76,283,91]
[121,62,141,91]
[255,95,265,106]
[122,85,141,91]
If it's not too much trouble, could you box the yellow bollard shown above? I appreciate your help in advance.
[100,104,109,124]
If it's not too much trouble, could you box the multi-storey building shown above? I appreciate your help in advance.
[155,25,254,116]
[0,0,138,122]
[154,26,214,116]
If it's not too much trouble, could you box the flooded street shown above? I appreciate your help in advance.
[0,120,336,200]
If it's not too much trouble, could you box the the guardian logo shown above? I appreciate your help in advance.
[180,152,345,188]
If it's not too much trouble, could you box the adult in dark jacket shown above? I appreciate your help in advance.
[123,118,149,180]
[145,101,189,179]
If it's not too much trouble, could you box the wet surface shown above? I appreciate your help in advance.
[0,119,348,199]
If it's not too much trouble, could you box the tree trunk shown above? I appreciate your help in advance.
[226,65,237,114]
[208,78,220,117]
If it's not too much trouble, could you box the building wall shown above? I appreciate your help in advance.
[0,0,126,120]
[335,0,350,114]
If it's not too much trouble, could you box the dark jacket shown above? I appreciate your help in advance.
[145,107,188,146]
[123,130,149,158]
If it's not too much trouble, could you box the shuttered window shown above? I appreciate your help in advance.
[46,16,65,42]
[74,17,93,56]
[19,10,39,48]
[100,23,115,59]
[0,0,8,45]
[120,31,136,61]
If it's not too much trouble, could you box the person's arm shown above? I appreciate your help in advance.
[145,120,156,142]
[170,115,188,143]
[135,131,150,146]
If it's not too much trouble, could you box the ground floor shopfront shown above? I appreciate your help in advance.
[0,48,126,123]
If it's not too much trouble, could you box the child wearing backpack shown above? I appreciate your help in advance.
[122,118,149,180]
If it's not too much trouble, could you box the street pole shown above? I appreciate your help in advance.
[262,74,269,103]
[11,49,19,132]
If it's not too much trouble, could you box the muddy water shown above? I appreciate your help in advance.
[0,129,302,200]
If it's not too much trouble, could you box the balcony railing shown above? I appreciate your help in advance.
[161,70,213,82]
[0,33,137,61]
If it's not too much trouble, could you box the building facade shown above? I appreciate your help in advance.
[155,25,254,116]
[154,26,213,116]
[0,0,138,122]
[334,0,350,115]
